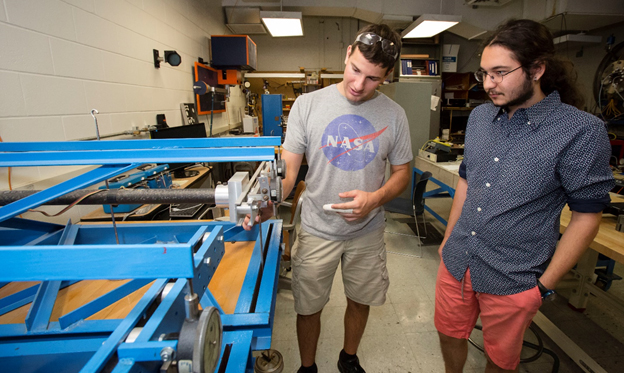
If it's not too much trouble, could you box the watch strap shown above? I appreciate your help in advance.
[537,280,556,300]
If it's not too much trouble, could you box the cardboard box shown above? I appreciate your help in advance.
[442,44,460,72]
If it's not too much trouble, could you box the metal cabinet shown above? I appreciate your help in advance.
[261,94,283,139]
[379,81,441,201]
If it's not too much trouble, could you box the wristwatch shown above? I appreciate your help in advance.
[537,280,556,301]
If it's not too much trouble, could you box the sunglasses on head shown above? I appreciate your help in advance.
[354,32,399,60]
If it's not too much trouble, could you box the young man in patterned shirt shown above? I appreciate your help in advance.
[435,19,614,372]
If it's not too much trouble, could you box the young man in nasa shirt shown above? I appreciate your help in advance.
[261,24,411,373]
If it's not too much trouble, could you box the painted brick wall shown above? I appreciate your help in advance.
[0,0,244,223]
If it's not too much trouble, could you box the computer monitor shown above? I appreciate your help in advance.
[149,123,207,178]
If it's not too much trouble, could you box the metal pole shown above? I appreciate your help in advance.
[92,109,120,245]
[0,189,217,206]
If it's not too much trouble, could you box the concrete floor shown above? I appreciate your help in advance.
[269,197,624,372]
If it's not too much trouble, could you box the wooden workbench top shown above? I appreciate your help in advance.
[560,193,624,264]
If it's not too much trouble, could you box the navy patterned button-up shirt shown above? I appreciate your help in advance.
[442,91,615,295]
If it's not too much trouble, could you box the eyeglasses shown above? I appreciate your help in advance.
[474,65,523,83]
[354,32,399,60]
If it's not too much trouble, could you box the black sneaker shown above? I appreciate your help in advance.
[337,354,365,373]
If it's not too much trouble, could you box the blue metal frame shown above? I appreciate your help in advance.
[413,167,456,226]
[0,138,284,373]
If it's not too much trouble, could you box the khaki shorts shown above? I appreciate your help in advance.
[291,226,389,315]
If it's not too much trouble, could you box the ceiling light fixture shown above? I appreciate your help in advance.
[401,14,461,38]
[260,0,303,37]
[260,11,303,37]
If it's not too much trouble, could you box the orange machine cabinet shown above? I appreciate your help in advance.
[218,69,242,85]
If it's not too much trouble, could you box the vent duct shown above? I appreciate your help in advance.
[225,7,267,35]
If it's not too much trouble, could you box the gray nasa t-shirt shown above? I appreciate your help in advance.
[283,84,413,241]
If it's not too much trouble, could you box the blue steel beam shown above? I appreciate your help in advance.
[0,319,121,337]
[0,338,108,358]
[71,222,225,245]
[0,216,64,232]
[256,221,283,314]
[221,313,270,329]
[116,341,178,361]
[24,280,62,332]
[0,285,41,316]
[24,219,74,332]
[110,359,135,373]
[0,137,281,152]
[219,330,254,373]
[192,225,221,269]
[200,286,225,315]
[234,223,266,314]
[0,281,78,316]
[79,279,168,373]
[223,224,257,242]
[0,147,277,167]
[58,279,153,329]
[132,226,226,344]
[0,164,138,222]
[132,278,187,344]
[0,244,195,281]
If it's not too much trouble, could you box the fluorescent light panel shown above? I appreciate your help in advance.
[260,11,303,37]
[402,14,461,38]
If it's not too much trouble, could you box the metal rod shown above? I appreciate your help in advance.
[92,109,120,245]
[210,89,214,137]
[0,189,217,206]
[75,127,150,141]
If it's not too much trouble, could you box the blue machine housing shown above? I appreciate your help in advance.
[0,137,284,373]
[142,164,172,189]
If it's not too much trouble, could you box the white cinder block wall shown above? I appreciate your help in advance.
[0,0,245,223]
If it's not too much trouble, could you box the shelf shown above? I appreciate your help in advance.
[245,73,305,78]
[320,73,343,79]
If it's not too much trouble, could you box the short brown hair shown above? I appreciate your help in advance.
[351,24,402,72]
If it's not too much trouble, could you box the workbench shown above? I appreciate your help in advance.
[560,193,624,310]
[413,155,460,225]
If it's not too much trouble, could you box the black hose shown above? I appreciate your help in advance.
[0,188,216,206]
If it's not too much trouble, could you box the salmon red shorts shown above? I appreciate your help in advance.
[434,261,542,370]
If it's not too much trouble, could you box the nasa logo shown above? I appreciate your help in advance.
[320,114,387,171]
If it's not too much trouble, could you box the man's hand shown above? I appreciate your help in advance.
[242,201,275,231]
[438,239,447,258]
[332,190,380,222]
